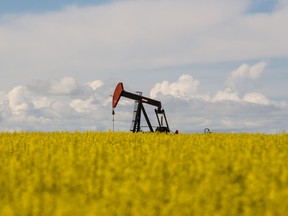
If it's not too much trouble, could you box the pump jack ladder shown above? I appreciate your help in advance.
[112,82,170,133]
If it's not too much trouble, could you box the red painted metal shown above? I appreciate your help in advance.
[112,82,124,108]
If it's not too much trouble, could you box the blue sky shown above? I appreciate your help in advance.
[0,0,287,133]
[0,0,279,14]
[247,0,278,13]
[0,0,112,14]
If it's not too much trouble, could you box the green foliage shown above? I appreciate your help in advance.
[0,132,288,215]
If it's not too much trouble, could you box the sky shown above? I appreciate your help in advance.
[0,0,287,133]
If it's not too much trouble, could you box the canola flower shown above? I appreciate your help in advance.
[0,132,288,215]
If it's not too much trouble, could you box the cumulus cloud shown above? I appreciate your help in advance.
[147,61,287,133]
[27,77,81,96]
[213,61,270,104]
[0,61,287,133]
[213,88,240,102]
[243,92,270,105]
[150,61,270,106]
[70,97,96,113]
[49,77,81,95]
[0,77,115,131]
[227,61,267,89]
[86,80,104,91]
[8,85,33,116]
[150,74,202,99]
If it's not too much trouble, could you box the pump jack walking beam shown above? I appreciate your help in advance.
[112,83,162,111]
[112,82,170,133]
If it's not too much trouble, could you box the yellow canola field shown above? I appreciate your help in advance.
[0,132,288,216]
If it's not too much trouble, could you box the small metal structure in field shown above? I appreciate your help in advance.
[112,82,170,133]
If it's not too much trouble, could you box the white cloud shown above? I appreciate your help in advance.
[227,61,268,88]
[70,97,95,113]
[150,74,202,99]
[146,61,287,133]
[0,61,287,133]
[32,96,50,109]
[49,77,81,95]
[8,85,33,116]
[0,77,115,131]
[213,61,269,104]
[86,80,104,91]
[150,61,270,106]
[213,88,241,102]
[0,0,287,84]
[243,92,270,105]
[0,0,286,133]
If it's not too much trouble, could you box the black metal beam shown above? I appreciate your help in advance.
[121,91,162,110]
[141,104,154,132]
[155,109,170,133]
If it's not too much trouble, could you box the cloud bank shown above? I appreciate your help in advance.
[0,61,287,133]
[0,0,288,86]
[0,77,112,131]
[150,61,287,133]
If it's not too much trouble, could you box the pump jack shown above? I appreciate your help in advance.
[112,82,170,133]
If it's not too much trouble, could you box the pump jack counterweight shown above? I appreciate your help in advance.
[112,82,170,133]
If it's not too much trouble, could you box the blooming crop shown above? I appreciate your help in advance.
[0,132,287,215]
